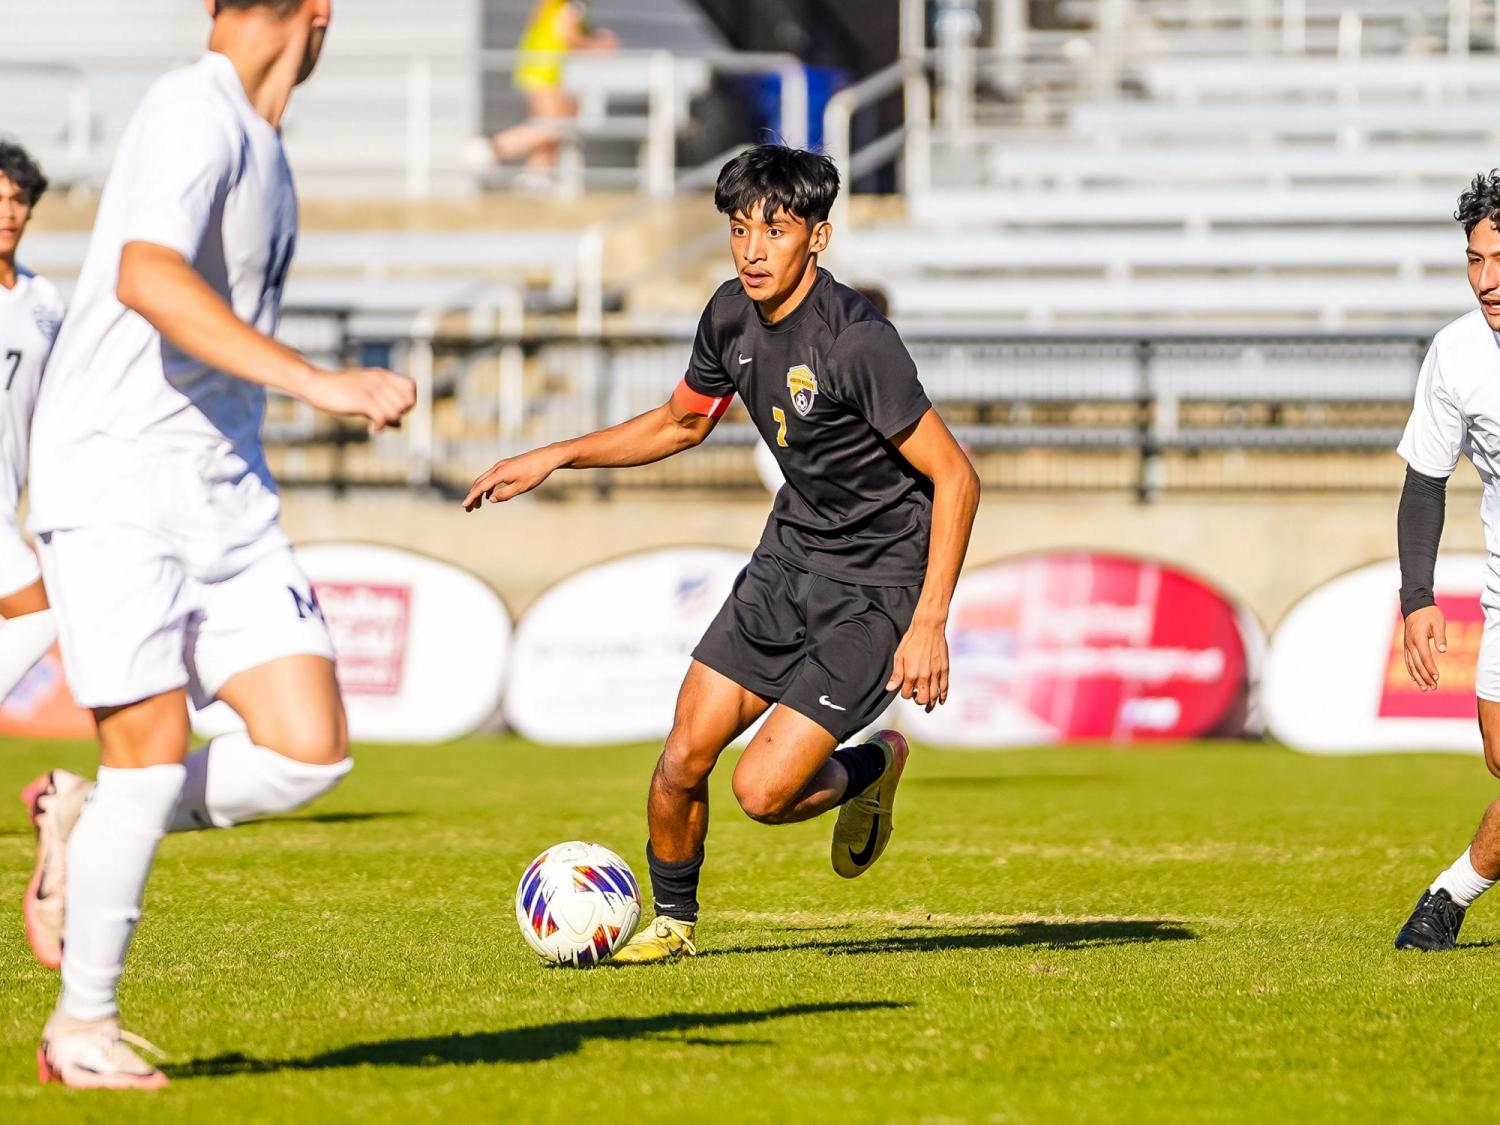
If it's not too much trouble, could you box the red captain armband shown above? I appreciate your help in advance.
[673,376,733,419]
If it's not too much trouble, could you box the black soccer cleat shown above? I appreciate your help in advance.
[1394,888,1466,951]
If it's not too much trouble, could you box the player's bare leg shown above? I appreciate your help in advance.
[731,709,910,878]
[1396,699,1500,950]
[730,706,841,824]
[613,661,769,963]
[648,660,770,861]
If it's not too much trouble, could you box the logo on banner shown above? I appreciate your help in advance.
[674,571,716,616]
[1378,596,1482,719]
[313,582,412,696]
[786,365,818,417]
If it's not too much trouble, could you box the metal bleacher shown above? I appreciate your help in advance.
[796,0,1500,493]
[7,0,1493,496]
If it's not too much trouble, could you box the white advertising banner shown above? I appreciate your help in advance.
[505,547,750,746]
[1263,553,1488,755]
[193,542,512,744]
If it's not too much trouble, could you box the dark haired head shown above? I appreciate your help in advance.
[713,144,840,227]
[213,0,305,15]
[0,141,47,207]
[1457,171,1500,237]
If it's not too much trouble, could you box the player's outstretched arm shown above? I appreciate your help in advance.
[887,409,981,711]
[117,241,415,432]
[1398,466,1449,690]
[463,389,719,511]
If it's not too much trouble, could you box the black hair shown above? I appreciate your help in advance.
[0,141,47,207]
[1456,170,1500,236]
[713,144,840,227]
[214,0,305,15]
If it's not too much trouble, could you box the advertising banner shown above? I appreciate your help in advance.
[505,547,751,745]
[897,552,1254,747]
[194,543,512,744]
[1264,554,1487,754]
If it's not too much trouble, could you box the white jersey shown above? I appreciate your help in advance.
[28,51,296,559]
[0,267,64,521]
[1399,308,1500,575]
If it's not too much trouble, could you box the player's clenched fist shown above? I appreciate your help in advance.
[1403,604,1448,692]
[302,367,416,432]
[463,447,563,511]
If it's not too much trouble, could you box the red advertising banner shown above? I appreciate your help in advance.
[901,552,1253,746]
[1378,595,1482,720]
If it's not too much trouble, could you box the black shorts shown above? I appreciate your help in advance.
[692,548,922,742]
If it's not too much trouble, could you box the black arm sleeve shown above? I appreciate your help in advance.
[1398,466,1448,617]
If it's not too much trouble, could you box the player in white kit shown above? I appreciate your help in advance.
[1394,172,1500,951]
[21,1,415,1089]
[0,143,66,699]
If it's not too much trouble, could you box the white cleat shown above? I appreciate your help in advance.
[38,1010,168,1090]
[21,769,95,970]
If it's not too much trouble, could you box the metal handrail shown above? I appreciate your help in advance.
[825,58,932,238]
[3,47,810,200]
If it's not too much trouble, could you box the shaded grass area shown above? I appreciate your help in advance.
[0,738,1496,1122]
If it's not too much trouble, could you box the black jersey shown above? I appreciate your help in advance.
[684,269,934,586]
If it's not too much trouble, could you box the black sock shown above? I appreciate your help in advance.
[646,843,703,923]
[833,742,888,804]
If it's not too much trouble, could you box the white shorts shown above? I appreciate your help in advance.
[1481,602,1500,705]
[0,517,41,600]
[37,526,334,710]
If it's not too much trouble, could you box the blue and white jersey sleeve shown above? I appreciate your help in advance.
[1398,341,1466,479]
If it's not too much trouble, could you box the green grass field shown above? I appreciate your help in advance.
[1,737,1497,1122]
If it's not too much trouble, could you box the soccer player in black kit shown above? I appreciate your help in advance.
[464,145,981,961]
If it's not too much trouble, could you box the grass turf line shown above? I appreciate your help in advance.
[0,738,1495,1122]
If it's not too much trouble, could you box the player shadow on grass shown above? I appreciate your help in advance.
[905,775,1111,789]
[698,919,1195,958]
[171,1001,907,1078]
[247,810,415,827]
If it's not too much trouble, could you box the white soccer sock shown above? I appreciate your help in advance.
[167,731,353,832]
[59,763,185,1022]
[0,609,57,700]
[1430,848,1497,908]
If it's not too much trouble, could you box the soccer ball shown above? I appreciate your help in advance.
[515,841,642,967]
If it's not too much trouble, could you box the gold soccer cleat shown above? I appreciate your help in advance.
[831,730,909,879]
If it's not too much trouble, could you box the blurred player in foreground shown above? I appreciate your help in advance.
[1395,172,1500,951]
[466,144,980,963]
[0,142,65,700]
[21,0,415,1089]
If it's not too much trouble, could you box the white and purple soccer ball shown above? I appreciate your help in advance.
[515,841,642,967]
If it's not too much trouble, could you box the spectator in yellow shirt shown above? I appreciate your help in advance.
[482,1,617,181]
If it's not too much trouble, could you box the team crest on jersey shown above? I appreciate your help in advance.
[786,364,818,417]
[32,305,61,342]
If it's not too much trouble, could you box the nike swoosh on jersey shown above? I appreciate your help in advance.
[738,354,752,365]
[849,814,881,867]
[818,695,847,711]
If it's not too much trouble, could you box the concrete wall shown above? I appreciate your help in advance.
[277,488,1480,630]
